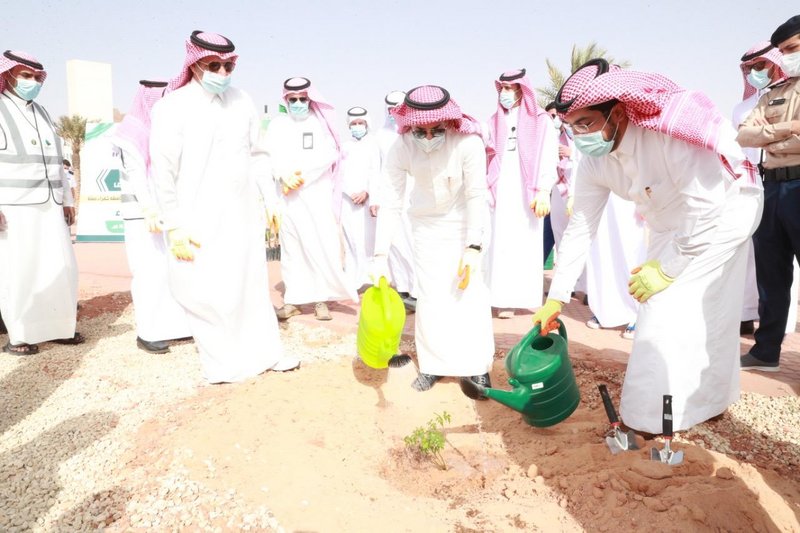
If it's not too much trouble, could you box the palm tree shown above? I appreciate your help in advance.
[55,115,87,205]
[537,42,631,107]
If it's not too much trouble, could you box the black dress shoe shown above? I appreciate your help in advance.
[136,337,170,354]
[739,320,755,335]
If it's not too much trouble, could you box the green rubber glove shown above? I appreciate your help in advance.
[532,299,563,334]
[628,260,674,303]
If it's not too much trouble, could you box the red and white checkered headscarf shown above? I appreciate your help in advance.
[555,59,758,184]
[0,50,46,95]
[486,69,550,207]
[739,41,787,100]
[391,85,482,136]
[113,80,169,172]
[283,77,345,221]
[167,31,238,92]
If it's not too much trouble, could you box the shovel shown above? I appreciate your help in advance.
[650,394,684,465]
[598,384,639,454]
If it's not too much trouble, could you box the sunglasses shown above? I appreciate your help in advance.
[411,126,446,139]
[288,96,309,104]
[199,60,236,73]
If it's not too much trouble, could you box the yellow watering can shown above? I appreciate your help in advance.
[357,276,408,368]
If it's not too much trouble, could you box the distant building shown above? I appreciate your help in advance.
[66,60,113,123]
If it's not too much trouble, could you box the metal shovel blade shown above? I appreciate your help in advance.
[651,441,684,465]
[605,431,627,455]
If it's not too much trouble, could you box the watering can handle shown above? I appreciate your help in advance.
[532,318,568,342]
[378,276,391,321]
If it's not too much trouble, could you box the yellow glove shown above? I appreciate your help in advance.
[280,170,304,195]
[167,228,201,262]
[456,248,480,290]
[530,189,551,218]
[566,196,574,216]
[142,206,162,233]
[628,260,674,303]
[532,299,563,334]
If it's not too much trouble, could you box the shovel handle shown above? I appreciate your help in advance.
[662,395,673,439]
[597,385,619,425]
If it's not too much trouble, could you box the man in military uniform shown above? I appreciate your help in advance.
[737,15,800,372]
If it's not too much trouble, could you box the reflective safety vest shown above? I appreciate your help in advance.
[0,93,65,206]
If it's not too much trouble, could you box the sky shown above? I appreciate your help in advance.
[5,0,798,135]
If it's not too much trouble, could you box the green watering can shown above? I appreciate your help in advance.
[357,276,407,369]
[460,319,580,427]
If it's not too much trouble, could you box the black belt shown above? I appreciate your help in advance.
[763,165,800,182]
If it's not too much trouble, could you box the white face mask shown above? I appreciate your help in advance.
[781,51,800,77]
[552,117,563,130]
[413,134,446,153]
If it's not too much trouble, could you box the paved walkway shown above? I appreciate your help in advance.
[74,242,799,397]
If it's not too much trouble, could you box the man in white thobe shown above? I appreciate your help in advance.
[149,31,298,383]
[372,85,494,392]
[112,79,191,354]
[534,59,763,434]
[485,69,558,319]
[268,77,357,322]
[0,50,83,355]
[340,106,380,291]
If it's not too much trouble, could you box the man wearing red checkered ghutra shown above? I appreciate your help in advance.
[149,31,299,383]
[371,86,495,392]
[533,59,763,434]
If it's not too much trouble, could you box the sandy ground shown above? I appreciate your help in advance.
[1,282,798,531]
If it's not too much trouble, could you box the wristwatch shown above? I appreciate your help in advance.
[467,244,482,252]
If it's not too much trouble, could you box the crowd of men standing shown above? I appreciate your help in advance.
[1,14,799,435]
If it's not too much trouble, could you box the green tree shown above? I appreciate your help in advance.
[537,42,631,107]
[55,115,87,205]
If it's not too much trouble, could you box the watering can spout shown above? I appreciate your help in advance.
[459,378,531,414]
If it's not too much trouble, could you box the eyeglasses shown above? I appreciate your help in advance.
[199,60,236,73]
[568,112,612,135]
[288,96,309,104]
[744,60,769,73]
[411,126,446,139]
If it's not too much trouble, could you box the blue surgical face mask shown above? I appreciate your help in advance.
[14,77,42,101]
[573,113,618,157]
[746,68,771,90]
[289,100,309,120]
[200,70,231,94]
[552,117,563,130]
[350,124,367,139]
[499,89,518,110]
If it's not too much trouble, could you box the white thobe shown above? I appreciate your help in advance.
[487,107,559,309]
[114,143,190,343]
[732,92,799,330]
[586,194,646,327]
[375,132,494,376]
[263,113,357,305]
[149,81,284,384]
[376,127,415,295]
[549,124,763,433]
[340,134,380,290]
[0,91,77,344]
